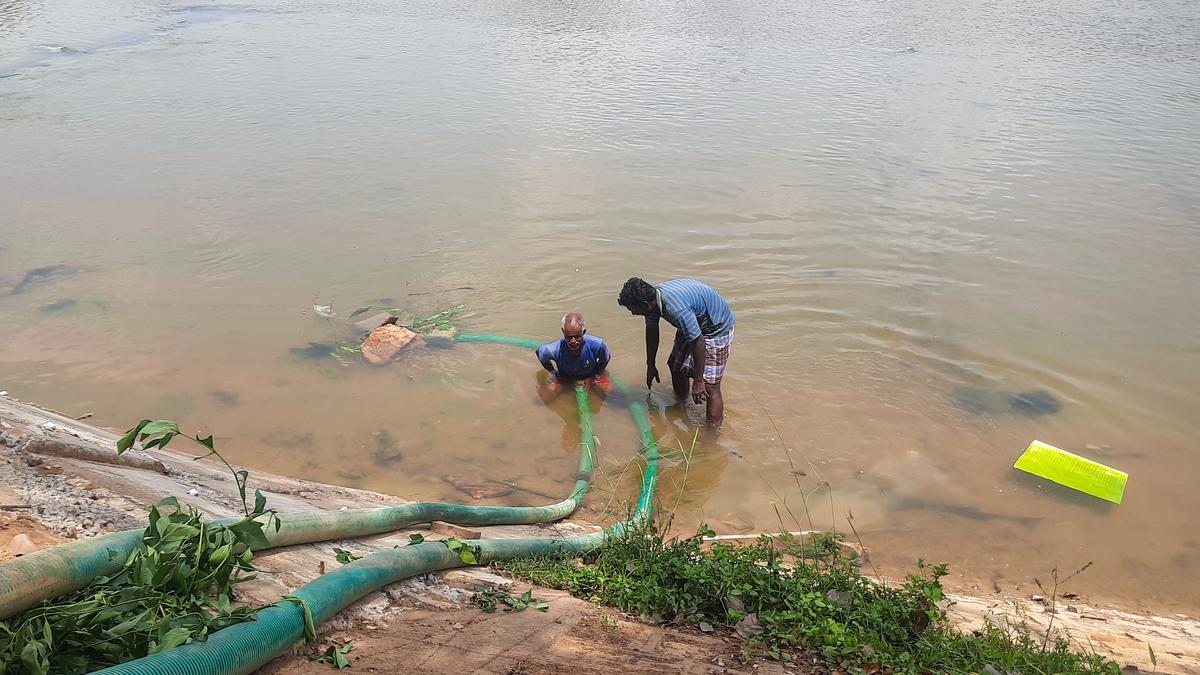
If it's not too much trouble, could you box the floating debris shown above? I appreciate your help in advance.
[361,318,417,365]
[1014,440,1127,504]
[410,304,466,334]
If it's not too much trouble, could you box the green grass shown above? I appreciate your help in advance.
[494,522,1119,674]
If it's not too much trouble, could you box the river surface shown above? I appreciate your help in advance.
[2,0,1198,611]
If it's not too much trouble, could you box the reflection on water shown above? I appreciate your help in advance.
[2,0,1199,611]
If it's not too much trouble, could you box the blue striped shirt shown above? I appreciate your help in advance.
[646,279,735,342]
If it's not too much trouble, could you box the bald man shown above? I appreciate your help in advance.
[535,313,612,402]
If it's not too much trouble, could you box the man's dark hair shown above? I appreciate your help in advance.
[618,277,656,308]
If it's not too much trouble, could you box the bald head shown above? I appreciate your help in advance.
[561,313,586,355]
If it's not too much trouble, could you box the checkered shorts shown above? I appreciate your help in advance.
[670,329,734,385]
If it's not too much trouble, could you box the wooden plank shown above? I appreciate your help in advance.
[430,521,481,540]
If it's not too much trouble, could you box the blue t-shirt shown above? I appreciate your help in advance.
[645,279,735,342]
[537,335,611,380]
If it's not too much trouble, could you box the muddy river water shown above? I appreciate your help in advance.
[2,0,1198,611]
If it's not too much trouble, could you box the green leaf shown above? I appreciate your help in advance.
[458,548,478,565]
[154,515,172,539]
[444,538,463,552]
[142,431,177,449]
[194,435,215,450]
[162,523,200,543]
[1149,643,1157,667]
[253,490,267,515]
[139,420,180,437]
[235,470,250,507]
[19,640,49,675]
[117,420,152,455]
[226,520,270,550]
[334,644,352,669]
[208,544,233,567]
[283,596,316,643]
[408,534,425,545]
[148,627,192,654]
[333,547,361,565]
[105,610,150,637]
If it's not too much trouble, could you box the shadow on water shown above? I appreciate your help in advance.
[289,342,337,360]
[890,495,1043,528]
[7,265,79,295]
[39,298,78,313]
[1006,471,1118,517]
[208,389,240,407]
[952,386,1062,417]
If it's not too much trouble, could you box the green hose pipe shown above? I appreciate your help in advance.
[96,336,665,675]
[0,529,144,625]
[456,333,542,350]
[0,496,590,621]
[96,374,663,675]
[0,335,596,620]
[96,483,641,675]
[93,532,612,675]
[608,378,659,526]
[570,382,596,503]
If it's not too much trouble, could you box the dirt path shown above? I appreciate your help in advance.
[1,393,1196,674]
[260,571,802,675]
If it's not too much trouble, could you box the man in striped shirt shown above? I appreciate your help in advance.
[618,277,735,426]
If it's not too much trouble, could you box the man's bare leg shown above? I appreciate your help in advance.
[538,379,567,403]
[705,381,724,427]
[670,367,689,400]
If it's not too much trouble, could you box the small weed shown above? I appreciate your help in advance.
[313,639,354,669]
[332,547,362,564]
[471,588,549,613]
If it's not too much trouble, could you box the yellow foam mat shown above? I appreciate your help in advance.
[1014,440,1127,504]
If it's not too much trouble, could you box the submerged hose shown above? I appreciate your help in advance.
[97,336,662,675]
[0,333,598,620]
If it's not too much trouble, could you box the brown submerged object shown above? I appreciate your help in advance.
[361,317,417,365]
[443,475,515,500]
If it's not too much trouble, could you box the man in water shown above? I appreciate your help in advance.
[535,312,612,402]
[618,277,734,426]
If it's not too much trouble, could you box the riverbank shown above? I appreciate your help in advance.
[0,393,1196,673]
